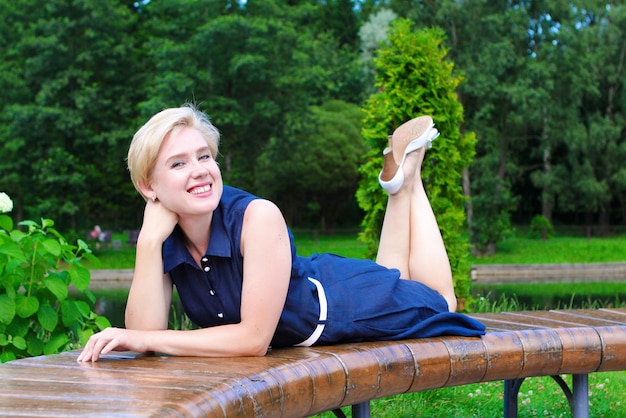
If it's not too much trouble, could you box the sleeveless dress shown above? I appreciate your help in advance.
[163,186,485,348]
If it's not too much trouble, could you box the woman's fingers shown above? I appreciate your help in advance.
[77,328,125,362]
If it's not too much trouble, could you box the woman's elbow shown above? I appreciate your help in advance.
[239,339,271,357]
[234,331,272,357]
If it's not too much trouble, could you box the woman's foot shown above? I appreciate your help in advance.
[378,116,439,194]
[391,116,435,164]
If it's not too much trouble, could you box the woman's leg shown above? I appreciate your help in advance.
[375,179,412,279]
[407,149,457,311]
[376,144,457,312]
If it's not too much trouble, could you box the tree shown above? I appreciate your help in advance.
[357,19,476,301]
[138,0,366,192]
[558,3,626,234]
[255,100,366,230]
[0,0,140,231]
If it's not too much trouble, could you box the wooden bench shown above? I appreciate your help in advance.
[0,308,625,417]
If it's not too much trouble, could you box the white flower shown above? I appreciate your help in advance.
[0,192,13,213]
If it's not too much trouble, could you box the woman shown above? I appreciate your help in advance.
[77,104,484,362]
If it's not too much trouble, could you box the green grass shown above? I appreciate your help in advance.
[469,235,626,264]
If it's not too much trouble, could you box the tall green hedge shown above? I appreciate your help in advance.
[357,19,476,305]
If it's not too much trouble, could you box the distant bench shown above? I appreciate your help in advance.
[471,262,626,284]
[1,308,625,417]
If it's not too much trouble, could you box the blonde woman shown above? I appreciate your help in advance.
[78,104,483,362]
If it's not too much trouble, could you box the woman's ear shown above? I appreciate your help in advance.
[136,181,154,201]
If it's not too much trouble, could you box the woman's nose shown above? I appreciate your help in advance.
[191,161,209,177]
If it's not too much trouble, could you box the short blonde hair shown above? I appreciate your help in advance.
[127,104,220,195]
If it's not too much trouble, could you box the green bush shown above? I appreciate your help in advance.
[0,193,110,362]
[357,21,475,303]
[529,215,554,240]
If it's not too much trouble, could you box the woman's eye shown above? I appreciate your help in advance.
[199,153,212,161]
[171,161,184,168]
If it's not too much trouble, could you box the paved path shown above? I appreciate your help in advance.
[471,262,626,284]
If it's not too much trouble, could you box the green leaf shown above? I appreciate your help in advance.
[95,316,112,330]
[77,239,92,253]
[0,351,16,363]
[7,316,28,337]
[11,335,26,350]
[83,289,96,304]
[43,275,68,302]
[42,239,62,257]
[0,294,16,324]
[37,304,58,332]
[41,218,55,229]
[61,300,82,326]
[2,284,16,301]
[43,333,69,355]
[0,242,27,263]
[9,229,26,243]
[18,220,38,229]
[15,295,39,318]
[0,333,8,346]
[69,265,90,292]
[0,215,13,231]
[27,334,44,357]
[77,328,94,345]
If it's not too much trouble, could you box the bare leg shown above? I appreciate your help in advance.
[376,182,412,279]
[407,149,457,311]
[376,146,457,312]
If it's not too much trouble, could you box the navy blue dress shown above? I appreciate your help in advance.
[163,186,485,348]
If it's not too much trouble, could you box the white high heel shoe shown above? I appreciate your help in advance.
[378,116,439,194]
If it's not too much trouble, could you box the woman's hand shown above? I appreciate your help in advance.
[139,198,179,244]
[77,328,149,362]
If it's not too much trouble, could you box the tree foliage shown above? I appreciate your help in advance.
[0,0,624,258]
[256,100,366,230]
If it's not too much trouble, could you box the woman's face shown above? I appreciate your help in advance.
[148,126,223,218]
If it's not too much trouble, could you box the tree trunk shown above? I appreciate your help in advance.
[541,107,553,221]
[463,166,473,236]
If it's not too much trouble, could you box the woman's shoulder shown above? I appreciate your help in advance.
[221,186,280,215]
[218,186,257,212]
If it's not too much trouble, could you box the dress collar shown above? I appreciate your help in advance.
[163,204,231,273]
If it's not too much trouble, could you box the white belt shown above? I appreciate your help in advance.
[295,277,327,347]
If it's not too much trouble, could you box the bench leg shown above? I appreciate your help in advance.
[504,378,524,418]
[504,375,589,418]
[331,402,370,418]
[352,401,371,418]
[572,374,589,418]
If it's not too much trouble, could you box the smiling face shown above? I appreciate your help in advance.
[144,126,223,218]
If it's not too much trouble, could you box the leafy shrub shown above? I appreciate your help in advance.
[529,215,554,240]
[0,193,110,362]
[357,21,476,302]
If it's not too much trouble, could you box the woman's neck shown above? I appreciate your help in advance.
[178,214,212,266]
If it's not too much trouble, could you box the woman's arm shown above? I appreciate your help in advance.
[77,199,292,361]
[125,199,178,330]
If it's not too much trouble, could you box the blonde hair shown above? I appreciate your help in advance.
[127,104,220,196]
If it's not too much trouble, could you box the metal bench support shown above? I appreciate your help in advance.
[504,374,589,418]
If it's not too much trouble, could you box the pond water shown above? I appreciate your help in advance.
[89,290,187,329]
